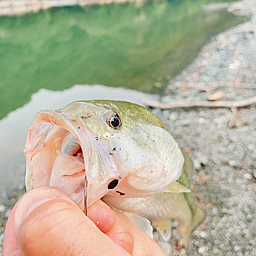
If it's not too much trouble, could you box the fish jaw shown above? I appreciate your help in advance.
[24,109,118,208]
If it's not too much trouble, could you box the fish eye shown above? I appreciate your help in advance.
[106,112,122,129]
[108,179,119,189]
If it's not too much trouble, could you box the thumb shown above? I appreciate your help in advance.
[3,187,130,256]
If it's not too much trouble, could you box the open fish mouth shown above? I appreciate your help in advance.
[24,105,126,211]
[48,128,86,207]
[62,134,83,159]
[24,109,106,210]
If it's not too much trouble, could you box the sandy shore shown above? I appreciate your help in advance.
[151,0,256,255]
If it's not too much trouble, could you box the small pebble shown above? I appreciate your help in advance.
[247,144,255,151]
[198,117,205,123]
[228,160,237,167]
[198,246,207,254]
[212,208,218,214]
[222,208,229,213]
[171,219,179,228]
[200,231,207,238]
[0,204,6,213]
[229,63,237,69]
[180,119,190,125]
[208,91,225,101]
[5,209,12,218]
[247,214,253,222]
[243,173,252,180]
[180,248,187,255]
[169,112,178,121]
[234,245,241,252]
[193,159,201,170]
[213,248,219,254]
[235,178,242,184]
[198,154,209,166]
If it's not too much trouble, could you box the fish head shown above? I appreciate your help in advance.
[24,100,184,210]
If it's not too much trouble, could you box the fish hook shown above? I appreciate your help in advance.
[84,175,88,215]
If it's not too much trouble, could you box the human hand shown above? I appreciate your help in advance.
[2,186,165,256]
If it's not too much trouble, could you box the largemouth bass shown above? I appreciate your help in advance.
[103,150,206,247]
[24,100,184,209]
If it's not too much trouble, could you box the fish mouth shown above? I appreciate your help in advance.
[24,109,112,210]
[61,134,84,160]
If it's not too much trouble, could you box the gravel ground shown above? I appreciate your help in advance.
[1,1,256,255]
[153,0,256,255]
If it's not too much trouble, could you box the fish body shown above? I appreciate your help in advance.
[103,150,205,246]
[24,100,184,209]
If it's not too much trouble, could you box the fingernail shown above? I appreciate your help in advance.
[14,187,61,233]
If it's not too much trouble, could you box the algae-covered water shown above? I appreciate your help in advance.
[0,0,244,120]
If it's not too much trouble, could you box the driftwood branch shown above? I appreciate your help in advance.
[142,96,256,109]
[174,82,256,92]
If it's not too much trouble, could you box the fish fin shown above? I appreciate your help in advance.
[153,220,171,241]
[181,149,194,179]
[181,205,206,247]
[165,182,191,193]
[125,212,153,239]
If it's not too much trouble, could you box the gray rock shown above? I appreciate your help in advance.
[0,205,5,213]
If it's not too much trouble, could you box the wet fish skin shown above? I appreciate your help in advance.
[103,150,206,247]
[25,100,184,208]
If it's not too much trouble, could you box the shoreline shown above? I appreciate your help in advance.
[0,0,146,16]
[0,0,248,17]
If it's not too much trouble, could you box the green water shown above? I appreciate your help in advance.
[0,0,244,119]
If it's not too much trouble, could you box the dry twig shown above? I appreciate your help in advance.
[142,96,256,110]
[175,82,256,92]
